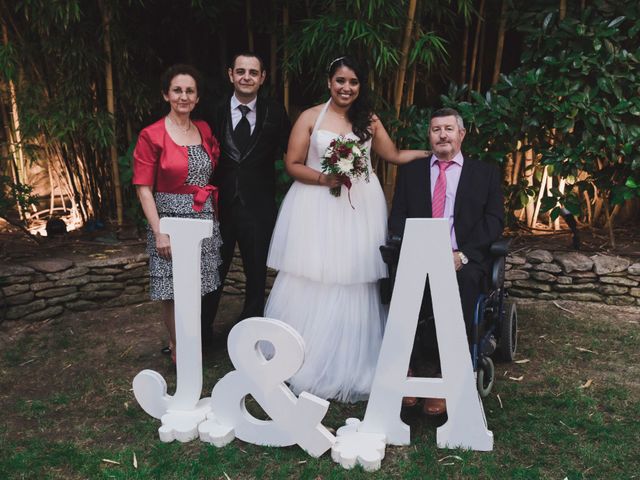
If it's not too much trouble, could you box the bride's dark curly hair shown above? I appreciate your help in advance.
[327,56,373,143]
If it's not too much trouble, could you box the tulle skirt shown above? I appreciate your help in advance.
[265,272,385,403]
[267,175,387,284]
[265,174,388,403]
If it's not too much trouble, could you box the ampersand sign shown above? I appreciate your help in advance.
[209,318,335,458]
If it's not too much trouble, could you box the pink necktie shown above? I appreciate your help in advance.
[432,160,453,218]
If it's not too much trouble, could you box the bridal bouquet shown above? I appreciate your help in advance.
[321,136,370,208]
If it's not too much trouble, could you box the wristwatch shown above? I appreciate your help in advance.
[457,251,469,265]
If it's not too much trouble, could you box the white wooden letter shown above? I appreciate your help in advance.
[133,217,213,442]
[341,219,492,461]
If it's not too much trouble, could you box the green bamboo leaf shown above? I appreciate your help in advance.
[607,16,625,28]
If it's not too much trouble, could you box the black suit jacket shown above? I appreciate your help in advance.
[206,94,291,221]
[389,155,504,267]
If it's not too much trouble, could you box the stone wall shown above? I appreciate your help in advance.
[506,250,640,306]
[1,254,151,322]
[0,248,269,323]
[3,246,638,323]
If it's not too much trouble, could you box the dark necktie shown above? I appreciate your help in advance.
[234,104,251,153]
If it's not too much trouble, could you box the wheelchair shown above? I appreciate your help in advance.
[380,237,518,398]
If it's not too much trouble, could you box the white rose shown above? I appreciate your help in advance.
[352,145,362,157]
[336,158,353,174]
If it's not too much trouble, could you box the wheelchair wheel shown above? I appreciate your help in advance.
[497,298,518,362]
[476,356,495,398]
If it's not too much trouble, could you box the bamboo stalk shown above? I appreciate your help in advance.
[1,22,26,188]
[603,196,616,248]
[460,24,469,85]
[393,0,417,117]
[246,0,254,51]
[523,144,535,225]
[282,6,290,113]
[511,147,523,185]
[531,165,549,228]
[474,10,487,92]
[582,190,592,225]
[405,63,417,107]
[559,0,567,20]
[468,0,485,96]
[270,0,277,91]
[0,81,25,221]
[98,0,123,225]
[492,0,508,85]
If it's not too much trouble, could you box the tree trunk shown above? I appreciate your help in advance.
[393,0,417,117]
[492,0,508,85]
[98,0,123,225]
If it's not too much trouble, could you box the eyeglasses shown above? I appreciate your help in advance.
[171,87,197,96]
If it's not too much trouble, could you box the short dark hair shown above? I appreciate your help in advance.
[230,52,265,72]
[430,107,465,129]
[160,64,203,95]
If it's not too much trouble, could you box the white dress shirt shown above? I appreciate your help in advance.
[230,94,257,134]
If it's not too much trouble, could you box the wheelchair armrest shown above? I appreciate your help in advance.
[490,238,510,289]
[379,235,402,267]
[489,238,511,258]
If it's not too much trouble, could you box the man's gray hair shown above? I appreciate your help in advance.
[430,107,465,130]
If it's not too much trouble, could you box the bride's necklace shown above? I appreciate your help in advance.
[167,115,192,133]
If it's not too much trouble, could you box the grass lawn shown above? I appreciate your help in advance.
[1,298,639,479]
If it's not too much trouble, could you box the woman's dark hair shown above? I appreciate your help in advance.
[160,64,203,95]
[327,56,373,143]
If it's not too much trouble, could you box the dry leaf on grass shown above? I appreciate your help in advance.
[438,455,463,462]
[576,347,598,354]
[553,301,575,314]
[497,394,503,409]
[514,359,530,364]
[579,379,593,389]
[509,376,524,381]
[133,452,137,469]
[101,459,120,465]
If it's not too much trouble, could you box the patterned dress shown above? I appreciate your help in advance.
[147,144,223,300]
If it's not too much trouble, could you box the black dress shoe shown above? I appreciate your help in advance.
[161,345,172,355]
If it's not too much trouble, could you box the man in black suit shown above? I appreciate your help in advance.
[388,107,503,414]
[202,52,291,346]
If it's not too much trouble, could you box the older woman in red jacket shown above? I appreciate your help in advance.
[133,64,221,363]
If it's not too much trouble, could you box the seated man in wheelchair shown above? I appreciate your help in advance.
[386,107,505,416]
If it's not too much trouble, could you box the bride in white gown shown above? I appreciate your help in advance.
[265,56,428,403]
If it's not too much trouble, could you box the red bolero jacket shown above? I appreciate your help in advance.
[132,118,220,212]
